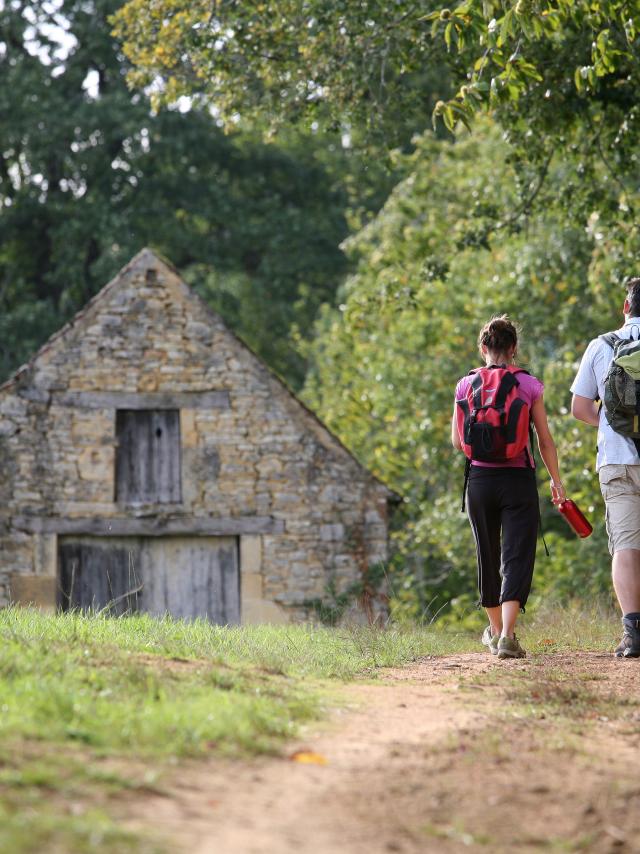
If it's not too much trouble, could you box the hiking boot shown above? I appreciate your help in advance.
[614,617,640,659]
[481,625,499,655]
[497,635,526,660]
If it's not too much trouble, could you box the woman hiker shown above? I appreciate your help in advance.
[451,315,566,659]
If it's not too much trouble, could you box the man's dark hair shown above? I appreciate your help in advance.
[627,278,640,317]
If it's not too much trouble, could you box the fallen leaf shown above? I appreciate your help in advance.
[289,750,328,765]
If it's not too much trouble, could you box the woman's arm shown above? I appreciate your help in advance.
[451,401,462,450]
[531,395,566,505]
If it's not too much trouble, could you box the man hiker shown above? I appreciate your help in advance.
[571,279,640,657]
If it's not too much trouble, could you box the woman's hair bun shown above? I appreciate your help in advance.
[478,314,518,357]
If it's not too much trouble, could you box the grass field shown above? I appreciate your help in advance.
[0,604,622,852]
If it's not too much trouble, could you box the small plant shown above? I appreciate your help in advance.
[303,577,362,626]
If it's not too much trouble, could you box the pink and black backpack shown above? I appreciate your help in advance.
[456,364,534,509]
[456,364,533,464]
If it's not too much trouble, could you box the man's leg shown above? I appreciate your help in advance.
[612,549,640,613]
[599,466,640,657]
[612,550,640,657]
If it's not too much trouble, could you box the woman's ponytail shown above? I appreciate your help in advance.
[477,315,518,358]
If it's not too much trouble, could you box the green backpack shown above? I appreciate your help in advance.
[601,332,640,440]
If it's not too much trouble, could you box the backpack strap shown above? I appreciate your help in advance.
[505,365,530,377]
[600,332,622,350]
[470,365,530,375]
[493,372,519,410]
[461,457,471,513]
[470,372,484,409]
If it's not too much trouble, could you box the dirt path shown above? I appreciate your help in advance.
[123,653,640,853]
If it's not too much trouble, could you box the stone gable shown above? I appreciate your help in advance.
[0,249,395,623]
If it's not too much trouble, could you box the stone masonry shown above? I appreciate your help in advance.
[0,249,396,623]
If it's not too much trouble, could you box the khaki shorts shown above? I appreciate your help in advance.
[599,464,640,555]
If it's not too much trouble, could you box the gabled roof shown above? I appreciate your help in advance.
[1,248,400,500]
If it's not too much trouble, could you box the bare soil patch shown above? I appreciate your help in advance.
[120,652,640,853]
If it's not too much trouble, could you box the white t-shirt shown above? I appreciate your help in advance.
[571,317,640,470]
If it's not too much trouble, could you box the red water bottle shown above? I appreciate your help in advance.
[558,500,593,538]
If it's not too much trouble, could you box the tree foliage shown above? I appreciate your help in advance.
[425,0,640,135]
[303,121,625,621]
[111,0,453,146]
[0,0,390,386]
[112,0,640,283]
[113,0,640,151]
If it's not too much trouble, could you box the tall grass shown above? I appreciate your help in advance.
[524,599,621,653]
[0,606,482,681]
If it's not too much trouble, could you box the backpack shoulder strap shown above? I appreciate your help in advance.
[600,332,622,349]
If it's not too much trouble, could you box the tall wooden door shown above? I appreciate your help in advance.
[58,536,240,624]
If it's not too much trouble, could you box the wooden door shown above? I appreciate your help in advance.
[138,537,240,623]
[58,536,240,624]
[58,538,142,616]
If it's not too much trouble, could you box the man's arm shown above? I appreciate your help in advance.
[571,394,600,428]
[570,338,601,427]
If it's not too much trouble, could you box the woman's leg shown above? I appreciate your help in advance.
[501,600,520,639]
[500,470,539,636]
[466,471,502,612]
[485,605,502,636]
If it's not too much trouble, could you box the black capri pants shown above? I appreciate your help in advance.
[466,466,539,609]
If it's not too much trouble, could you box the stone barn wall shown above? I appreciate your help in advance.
[0,250,394,623]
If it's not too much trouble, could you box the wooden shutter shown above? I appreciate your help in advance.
[115,410,181,504]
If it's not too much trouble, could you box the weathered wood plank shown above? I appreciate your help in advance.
[58,541,142,615]
[14,515,284,535]
[115,410,181,504]
[139,537,240,624]
[50,391,230,410]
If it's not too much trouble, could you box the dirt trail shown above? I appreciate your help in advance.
[123,653,640,853]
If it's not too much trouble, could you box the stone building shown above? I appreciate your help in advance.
[0,249,396,624]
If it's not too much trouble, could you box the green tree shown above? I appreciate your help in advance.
[303,121,621,620]
[1,0,390,386]
[112,0,639,155]
[112,0,640,284]
[111,0,453,148]
[424,0,640,137]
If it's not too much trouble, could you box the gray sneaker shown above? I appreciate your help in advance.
[481,626,499,656]
[497,635,526,659]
